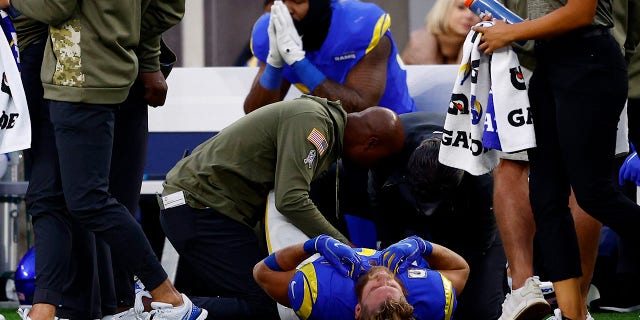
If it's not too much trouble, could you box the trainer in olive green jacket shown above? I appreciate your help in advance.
[9,0,183,104]
[163,95,406,244]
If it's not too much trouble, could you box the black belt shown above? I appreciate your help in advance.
[572,26,610,39]
[537,26,610,45]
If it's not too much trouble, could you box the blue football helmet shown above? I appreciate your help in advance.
[14,247,35,305]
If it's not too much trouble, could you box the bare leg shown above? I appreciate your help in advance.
[494,159,536,289]
[569,189,601,310]
[554,278,586,320]
[24,304,56,320]
[150,279,184,306]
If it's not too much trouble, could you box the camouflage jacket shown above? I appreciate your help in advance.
[163,95,350,243]
[10,0,184,104]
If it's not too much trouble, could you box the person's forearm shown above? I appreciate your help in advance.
[276,185,349,243]
[244,78,284,113]
[273,243,313,271]
[506,0,597,42]
[10,0,77,25]
[311,78,373,113]
[253,243,311,307]
[424,243,468,273]
[425,242,470,294]
[281,207,350,244]
[140,0,184,39]
[244,64,288,113]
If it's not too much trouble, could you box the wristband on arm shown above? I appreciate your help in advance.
[303,236,320,254]
[259,64,284,90]
[421,238,434,257]
[264,252,284,271]
[292,58,326,92]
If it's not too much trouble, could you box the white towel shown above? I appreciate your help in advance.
[0,10,30,154]
[439,21,535,175]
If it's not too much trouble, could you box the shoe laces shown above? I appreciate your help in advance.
[16,308,29,320]
[149,303,176,318]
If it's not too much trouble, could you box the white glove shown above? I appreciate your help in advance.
[266,9,284,68]
[271,1,305,65]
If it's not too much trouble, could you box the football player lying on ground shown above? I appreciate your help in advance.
[253,235,469,320]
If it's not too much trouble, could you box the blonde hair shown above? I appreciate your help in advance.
[355,266,415,320]
[425,0,457,35]
[359,299,416,320]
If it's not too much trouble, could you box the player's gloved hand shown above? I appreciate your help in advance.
[271,0,305,65]
[266,6,284,68]
[380,236,433,274]
[619,143,640,186]
[304,235,364,279]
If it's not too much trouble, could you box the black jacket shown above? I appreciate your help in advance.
[369,111,497,256]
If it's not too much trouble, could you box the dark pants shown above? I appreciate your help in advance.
[527,30,638,282]
[45,100,166,294]
[98,79,150,313]
[454,235,508,320]
[23,37,102,319]
[24,31,152,315]
[160,204,279,319]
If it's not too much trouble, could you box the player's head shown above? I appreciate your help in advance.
[281,0,332,51]
[406,136,464,216]
[354,266,415,320]
[343,107,405,168]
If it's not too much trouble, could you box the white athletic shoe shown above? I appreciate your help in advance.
[499,276,552,320]
[149,294,207,320]
[102,308,139,320]
[545,308,593,320]
[17,307,66,320]
[102,286,153,320]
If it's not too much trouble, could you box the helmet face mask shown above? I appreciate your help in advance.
[14,247,36,305]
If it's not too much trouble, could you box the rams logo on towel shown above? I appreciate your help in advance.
[470,96,483,125]
[509,67,527,90]
[459,62,472,85]
[448,93,469,115]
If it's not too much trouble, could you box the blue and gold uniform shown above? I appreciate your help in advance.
[288,249,457,320]
[250,0,416,114]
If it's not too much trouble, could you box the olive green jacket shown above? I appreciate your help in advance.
[163,95,350,243]
[11,0,184,104]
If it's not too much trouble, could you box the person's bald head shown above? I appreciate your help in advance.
[343,107,405,168]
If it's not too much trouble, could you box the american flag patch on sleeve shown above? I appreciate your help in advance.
[307,128,328,156]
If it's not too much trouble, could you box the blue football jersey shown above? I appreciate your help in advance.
[288,249,457,320]
[250,0,416,114]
